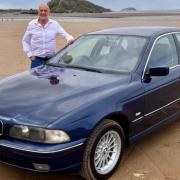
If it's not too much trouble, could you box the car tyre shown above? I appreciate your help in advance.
[80,119,125,180]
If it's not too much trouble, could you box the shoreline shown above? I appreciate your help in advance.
[1,10,180,19]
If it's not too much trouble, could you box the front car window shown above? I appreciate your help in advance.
[175,33,180,51]
[48,35,147,73]
[148,34,178,68]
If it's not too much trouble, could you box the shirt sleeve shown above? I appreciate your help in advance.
[56,23,74,41]
[22,24,33,58]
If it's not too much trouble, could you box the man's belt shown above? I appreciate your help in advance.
[35,56,51,60]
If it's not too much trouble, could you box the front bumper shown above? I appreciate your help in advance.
[0,138,86,173]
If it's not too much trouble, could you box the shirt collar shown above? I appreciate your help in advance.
[34,18,53,27]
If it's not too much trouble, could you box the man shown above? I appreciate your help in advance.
[22,3,74,68]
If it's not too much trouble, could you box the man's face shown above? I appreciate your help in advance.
[38,5,49,21]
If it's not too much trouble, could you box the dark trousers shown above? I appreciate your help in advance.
[31,57,50,69]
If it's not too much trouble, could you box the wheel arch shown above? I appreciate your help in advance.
[105,112,130,146]
[90,112,130,147]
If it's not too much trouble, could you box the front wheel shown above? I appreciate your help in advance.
[81,119,125,180]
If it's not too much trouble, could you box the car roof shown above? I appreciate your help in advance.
[88,26,180,37]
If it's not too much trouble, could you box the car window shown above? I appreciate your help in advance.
[48,35,147,73]
[175,33,180,53]
[148,35,178,68]
[66,38,98,57]
[99,46,111,56]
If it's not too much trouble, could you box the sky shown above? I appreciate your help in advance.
[0,0,180,11]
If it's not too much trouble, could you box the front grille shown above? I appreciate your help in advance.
[0,120,3,135]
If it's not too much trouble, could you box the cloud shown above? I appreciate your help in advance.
[0,0,180,10]
[89,0,180,10]
[0,0,49,9]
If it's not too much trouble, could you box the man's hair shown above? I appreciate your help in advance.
[38,3,50,12]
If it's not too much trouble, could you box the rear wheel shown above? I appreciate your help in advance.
[81,119,125,180]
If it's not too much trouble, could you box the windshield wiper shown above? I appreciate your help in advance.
[47,63,103,73]
[65,65,104,73]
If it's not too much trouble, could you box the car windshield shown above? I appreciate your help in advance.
[48,35,147,73]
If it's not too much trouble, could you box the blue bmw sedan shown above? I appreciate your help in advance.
[0,26,180,179]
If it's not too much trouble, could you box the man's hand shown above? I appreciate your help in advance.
[30,56,36,61]
[66,38,74,46]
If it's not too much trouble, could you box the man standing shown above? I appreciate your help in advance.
[22,3,74,68]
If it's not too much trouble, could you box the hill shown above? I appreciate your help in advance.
[47,0,111,13]
[121,7,137,11]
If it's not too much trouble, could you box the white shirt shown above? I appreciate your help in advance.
[22,18,74,58]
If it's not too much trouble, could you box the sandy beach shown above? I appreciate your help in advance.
[0,15,180,180]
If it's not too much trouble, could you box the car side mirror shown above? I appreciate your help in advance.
[143,67,170,83]
[149,67,169,76]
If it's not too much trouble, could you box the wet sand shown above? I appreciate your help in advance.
[0,16,180,180]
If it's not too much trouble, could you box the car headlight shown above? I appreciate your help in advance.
[9,125,70,144]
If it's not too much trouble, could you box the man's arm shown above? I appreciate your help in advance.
[22,24,35,60]
[56,23,74,45]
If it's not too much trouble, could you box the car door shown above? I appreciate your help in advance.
[142,34,180,129]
